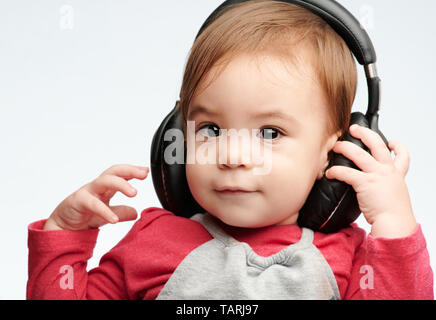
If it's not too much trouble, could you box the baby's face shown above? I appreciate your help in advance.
[185,53,339,228]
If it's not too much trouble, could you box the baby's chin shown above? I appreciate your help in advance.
[207,210,295,229]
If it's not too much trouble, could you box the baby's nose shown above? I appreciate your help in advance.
[217,131,255,169]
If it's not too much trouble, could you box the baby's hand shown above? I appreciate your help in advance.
[325,124,417,238]
[44,164,150,231]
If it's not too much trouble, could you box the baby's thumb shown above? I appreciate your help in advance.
[110,205,138,222]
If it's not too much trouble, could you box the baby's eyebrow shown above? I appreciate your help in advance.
[188,104,299,126]
[252,110,299,125]
[187,105,219,119]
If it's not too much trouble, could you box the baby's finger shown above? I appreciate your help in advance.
[325,165,367,192]
[110,205,138,222]
[388,140,410,176]
[77,190,119,224]
[89,174,138,198]
[101,164,149,180]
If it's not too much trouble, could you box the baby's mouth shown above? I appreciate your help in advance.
[214,187,258,196]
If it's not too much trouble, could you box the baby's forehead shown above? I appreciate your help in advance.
[209,52,318,84]
[195,58,323,106]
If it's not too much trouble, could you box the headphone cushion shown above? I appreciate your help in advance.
[150,102,205,218]
[297,111,370,232]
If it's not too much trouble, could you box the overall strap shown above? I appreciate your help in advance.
[191,213,240,246]
[191,213,315,255]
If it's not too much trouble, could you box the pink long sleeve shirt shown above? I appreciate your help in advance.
[27,207,434,300]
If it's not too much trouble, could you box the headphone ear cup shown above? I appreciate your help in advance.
[150,101,206,218]
[297,112,370,233]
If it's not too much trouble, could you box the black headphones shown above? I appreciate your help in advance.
[150,0,389,233]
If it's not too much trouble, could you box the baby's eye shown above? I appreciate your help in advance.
[197,124,221,138]
[258,127,282,140]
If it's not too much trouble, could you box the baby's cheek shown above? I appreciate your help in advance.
[266,156,311,201]
[186,163,209,197]
[185,163,200,189]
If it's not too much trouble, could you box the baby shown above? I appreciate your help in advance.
[27,0,433,299]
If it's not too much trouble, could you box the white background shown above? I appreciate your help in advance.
[1,0,435,299]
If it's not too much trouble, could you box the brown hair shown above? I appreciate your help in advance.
[179,0,357,140]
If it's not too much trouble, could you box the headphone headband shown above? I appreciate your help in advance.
[194,0,381,117]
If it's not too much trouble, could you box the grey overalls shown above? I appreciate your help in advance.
[157,213,341,300]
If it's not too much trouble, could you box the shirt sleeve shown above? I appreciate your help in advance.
[344,223,434,300]
[27,217,141,300]
[27,208,213,300]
